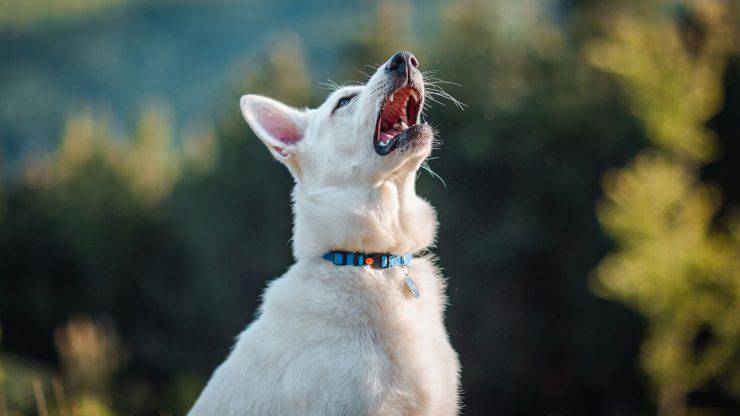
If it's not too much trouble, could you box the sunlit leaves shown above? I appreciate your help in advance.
[585,1,731,162]
[589,0,740,411]
[24,106,216,209]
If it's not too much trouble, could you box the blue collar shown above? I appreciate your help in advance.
[322,250,412,269]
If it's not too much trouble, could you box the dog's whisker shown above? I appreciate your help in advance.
[419,72,466,111]
[420,161,447,188]
[425,96,448,107]
[424,93,450,106]
[424,78,461,87]
[425,90,466,110]
[319,79,343,91]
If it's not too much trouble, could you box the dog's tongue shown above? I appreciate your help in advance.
[375,128,404,155]
[378,131,395,143]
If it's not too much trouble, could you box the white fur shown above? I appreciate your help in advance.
[188,55,460,416]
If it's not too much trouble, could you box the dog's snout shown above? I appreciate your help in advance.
[385,51,419,78]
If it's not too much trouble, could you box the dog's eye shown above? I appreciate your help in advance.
[334,95,356,112]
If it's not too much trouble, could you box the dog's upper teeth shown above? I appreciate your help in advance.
[410,90,419,101]
[389,93,394,102]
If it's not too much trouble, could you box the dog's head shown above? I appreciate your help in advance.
[240,51,438,257]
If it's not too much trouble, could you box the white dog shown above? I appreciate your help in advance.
[188,51,460,416]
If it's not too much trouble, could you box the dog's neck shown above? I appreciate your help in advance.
[291,169,436,261]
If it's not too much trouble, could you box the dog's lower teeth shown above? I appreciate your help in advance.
[393,123,401,130]
[401,121,408,129]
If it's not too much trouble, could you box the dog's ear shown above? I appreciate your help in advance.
[239,94,307,161]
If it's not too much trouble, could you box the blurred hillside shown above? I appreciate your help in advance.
[0,0,438,173]
[1,0,740,415]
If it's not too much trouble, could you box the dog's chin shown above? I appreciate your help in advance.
[391,123,433,156]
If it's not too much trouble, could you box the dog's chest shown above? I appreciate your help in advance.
[336,265,448,413]
[189,260,457,416]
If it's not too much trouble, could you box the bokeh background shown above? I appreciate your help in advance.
[1,0,739,415]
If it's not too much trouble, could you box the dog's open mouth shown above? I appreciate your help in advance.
[373,86,422,155]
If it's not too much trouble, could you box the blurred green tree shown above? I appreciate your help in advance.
[0,105,212,415]
[241,34,312,106]
[0,0,129,31]
[344,0,417,73]
[587,1,740,414]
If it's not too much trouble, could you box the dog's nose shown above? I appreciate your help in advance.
[385,51,419,77]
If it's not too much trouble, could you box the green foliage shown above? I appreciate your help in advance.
[0,105,214,414]
[0,0,129,31]
[586,0,729,162]
[241,34,313,106]
[0,355,51,416]
[344,0,417,73]
[588,1,740,414]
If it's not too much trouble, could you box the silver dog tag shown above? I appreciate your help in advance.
[405,275,421,298]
